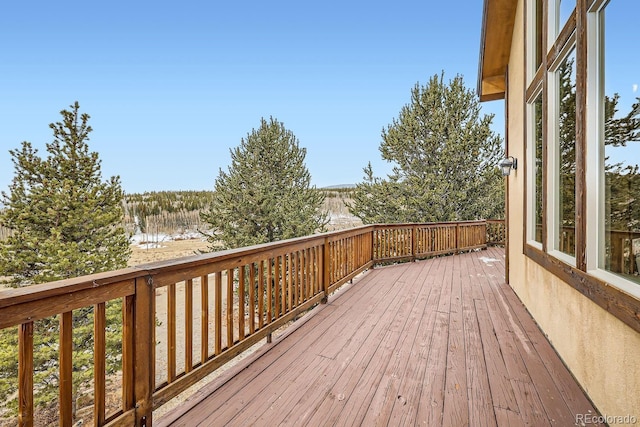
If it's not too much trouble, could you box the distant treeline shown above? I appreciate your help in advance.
[0,188,357,241]
[122,188,357,236]
[123,190,215,236]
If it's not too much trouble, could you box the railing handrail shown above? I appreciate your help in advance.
[0,219,505,426]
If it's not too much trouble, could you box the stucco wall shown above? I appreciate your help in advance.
[505,0,640,421]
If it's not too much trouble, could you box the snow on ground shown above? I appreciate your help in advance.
[479,256,499,266]
[130,230,205,249]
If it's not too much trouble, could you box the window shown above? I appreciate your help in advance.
[527,91,544,246]
[588,0,640,286]
[553,48,576,258]
[526,0,545,246]
[535,0,544,71]
[533,94,544,244]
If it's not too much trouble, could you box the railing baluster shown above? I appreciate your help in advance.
[215,271,222,355]
[226,269,234,348]
[300,250,305,304]
[287,255,293,312]
[305,249,310,300]
[305,247,315,299]
[201,275,209,363]
[299,250,305,303]
[264,259,270,326]
[261,260,268,326]
[168,283,176,383]
[249,263,256,335]
[239,266,245,340]
[122,294,135,412]
[271,256,284,319]
[292,253,298,308]
[296,251,302,305]
[94,303,106,425]
[185,279,193,373]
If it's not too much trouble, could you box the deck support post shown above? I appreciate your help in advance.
[321,237,330,304]
[134,275,155,426]
[411,226,417,262]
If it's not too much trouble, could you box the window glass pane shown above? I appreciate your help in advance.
[602,1,640,282]
[557,49,576,256]
[534,94,544,243]
[559,0,575,32]
[535,0,543,69]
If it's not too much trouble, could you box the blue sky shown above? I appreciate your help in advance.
[0,0,504,194]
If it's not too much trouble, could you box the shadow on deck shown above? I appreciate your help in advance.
[158,247,601,426]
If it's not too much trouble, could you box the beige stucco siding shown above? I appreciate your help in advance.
[504,0,640,420]
[505,0,526,295]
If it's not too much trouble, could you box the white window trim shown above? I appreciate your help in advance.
[585,4,604,275]
[547,38,576,265]
[548,0,559,53]
[526,0,538,84]
[551,0,577,41]
[526,88,543,249]
[588,269,640,300]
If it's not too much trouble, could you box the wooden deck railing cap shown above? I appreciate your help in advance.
[373,220,486,228]
[134,225,374,273]
[0,267,142,310]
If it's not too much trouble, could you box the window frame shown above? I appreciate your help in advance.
[585,0,640,299]
[526,86,544,249]
[548,42,577,266]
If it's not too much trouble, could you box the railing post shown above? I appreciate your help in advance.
[411,226,417,262]
[59,312,73,426]
[18,322,33,427]
[134,275,155,426]
[371,228,376,268]
[455,222,460,253]
[482,220,488,248]
[322,237,330,304]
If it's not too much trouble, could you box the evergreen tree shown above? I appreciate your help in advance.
[201,117,328,249]
[349,73,505,224]
[0,102,129,418]
[0,102,130,284]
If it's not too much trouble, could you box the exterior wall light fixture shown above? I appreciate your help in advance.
[499,156,517,176]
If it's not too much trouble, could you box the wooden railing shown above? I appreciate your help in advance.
[0,220,503,426]
[372,221,489,262]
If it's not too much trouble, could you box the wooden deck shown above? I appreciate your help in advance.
[158,247,601,426]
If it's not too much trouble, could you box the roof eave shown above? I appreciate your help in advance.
[477,0,518,102]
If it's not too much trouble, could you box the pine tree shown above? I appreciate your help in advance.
[349,73,505,224]
[201,117,328,249]
[0,102,130,418]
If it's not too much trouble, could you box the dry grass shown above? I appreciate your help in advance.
[129,238,211,266]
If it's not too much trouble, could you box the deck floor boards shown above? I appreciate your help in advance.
[158,247,602,426]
